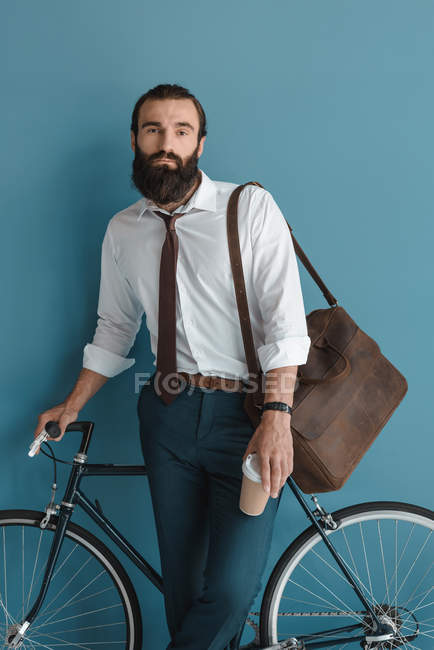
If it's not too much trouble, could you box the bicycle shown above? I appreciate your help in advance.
[1,420,432,649]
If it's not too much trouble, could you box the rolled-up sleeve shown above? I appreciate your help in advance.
[251,190,311,373]
[83,222,144,377]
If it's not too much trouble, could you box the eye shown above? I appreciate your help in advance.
[178,131,188,136]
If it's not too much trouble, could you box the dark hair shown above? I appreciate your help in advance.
[130,83,207,144]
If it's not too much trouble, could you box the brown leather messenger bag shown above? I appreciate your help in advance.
[227,181,408,494]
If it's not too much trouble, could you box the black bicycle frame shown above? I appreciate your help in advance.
[25,460,164,627]
[21,422,392,648]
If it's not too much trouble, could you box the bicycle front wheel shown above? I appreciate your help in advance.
[0,510,142,649]
[260,502,433,649]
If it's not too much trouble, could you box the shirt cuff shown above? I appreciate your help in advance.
[83,343,136,378]
[257,335,311,374]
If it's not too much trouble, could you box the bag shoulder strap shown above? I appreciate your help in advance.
[226,182,338,377]
[226,183,262,378]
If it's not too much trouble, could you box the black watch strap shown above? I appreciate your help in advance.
[261,401,293,415]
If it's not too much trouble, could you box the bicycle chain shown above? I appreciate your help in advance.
[248,610,366,617]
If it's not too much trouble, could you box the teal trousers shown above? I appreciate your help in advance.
[137,374,283,650]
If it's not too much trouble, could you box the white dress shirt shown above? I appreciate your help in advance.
[83,168,311,381]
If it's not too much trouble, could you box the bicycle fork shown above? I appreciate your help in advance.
[7,454,86,647]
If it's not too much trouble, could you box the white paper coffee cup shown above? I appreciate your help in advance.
[240,453,269,516]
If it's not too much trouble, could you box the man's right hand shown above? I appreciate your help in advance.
[33,404,80,455]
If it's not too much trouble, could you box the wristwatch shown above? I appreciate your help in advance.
[261,401,293,415]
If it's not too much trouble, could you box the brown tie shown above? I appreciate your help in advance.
[154,210,186,404]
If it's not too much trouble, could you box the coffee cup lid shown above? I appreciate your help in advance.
[242,453,262,483]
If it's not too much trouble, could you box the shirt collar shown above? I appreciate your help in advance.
[136,168,217,221]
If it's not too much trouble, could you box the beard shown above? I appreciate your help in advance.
[131,141,201,205]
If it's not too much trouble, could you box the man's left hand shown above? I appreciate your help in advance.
[242,411,293,498]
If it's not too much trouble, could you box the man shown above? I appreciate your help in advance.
[34,83,311,649]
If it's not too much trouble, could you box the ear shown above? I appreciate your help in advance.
[130,131,136,153]
[197,135,206,159]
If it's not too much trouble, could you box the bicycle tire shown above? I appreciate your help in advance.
[259,501,434,649]
[0,509,143,649]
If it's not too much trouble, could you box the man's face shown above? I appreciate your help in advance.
[130,98,206,205]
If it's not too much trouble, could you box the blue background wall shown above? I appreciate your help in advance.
[1,1,432,646]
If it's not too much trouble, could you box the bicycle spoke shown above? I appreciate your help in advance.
[402,565,433,608]
[392,534,432,606]
[51,543,79,582]
[359,522,375,607]
[26,528,44,611]
[396,624,423,650]
[22,541,82,623]
[40,585,115,618]
[341,527,363,589]
[33,602,123,628]
[384,522,416,604]
[395,640,421,650]
[406,597,433,617]
[26,541,79,610]
[289,569,365,625]
[285,577,347,613]
[378,519,391,605]
[28,630,94,649]
[36,569,110,628]
[0,591,16,627]
[37,555,93,619]
[399,620,434,639]
[26,623,128,649]
[309,545,382,611]
[47,621,127,635]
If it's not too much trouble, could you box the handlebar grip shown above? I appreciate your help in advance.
[45,421,61,438]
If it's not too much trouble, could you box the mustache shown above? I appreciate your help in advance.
[150,152,181,164]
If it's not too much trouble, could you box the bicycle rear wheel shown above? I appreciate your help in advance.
[0,510,142,649]
[260,502,433,649]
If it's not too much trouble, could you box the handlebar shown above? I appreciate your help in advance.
[64,421,95,455]
[30,420,95,458]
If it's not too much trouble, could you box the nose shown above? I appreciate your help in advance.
[158,130,177,153]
